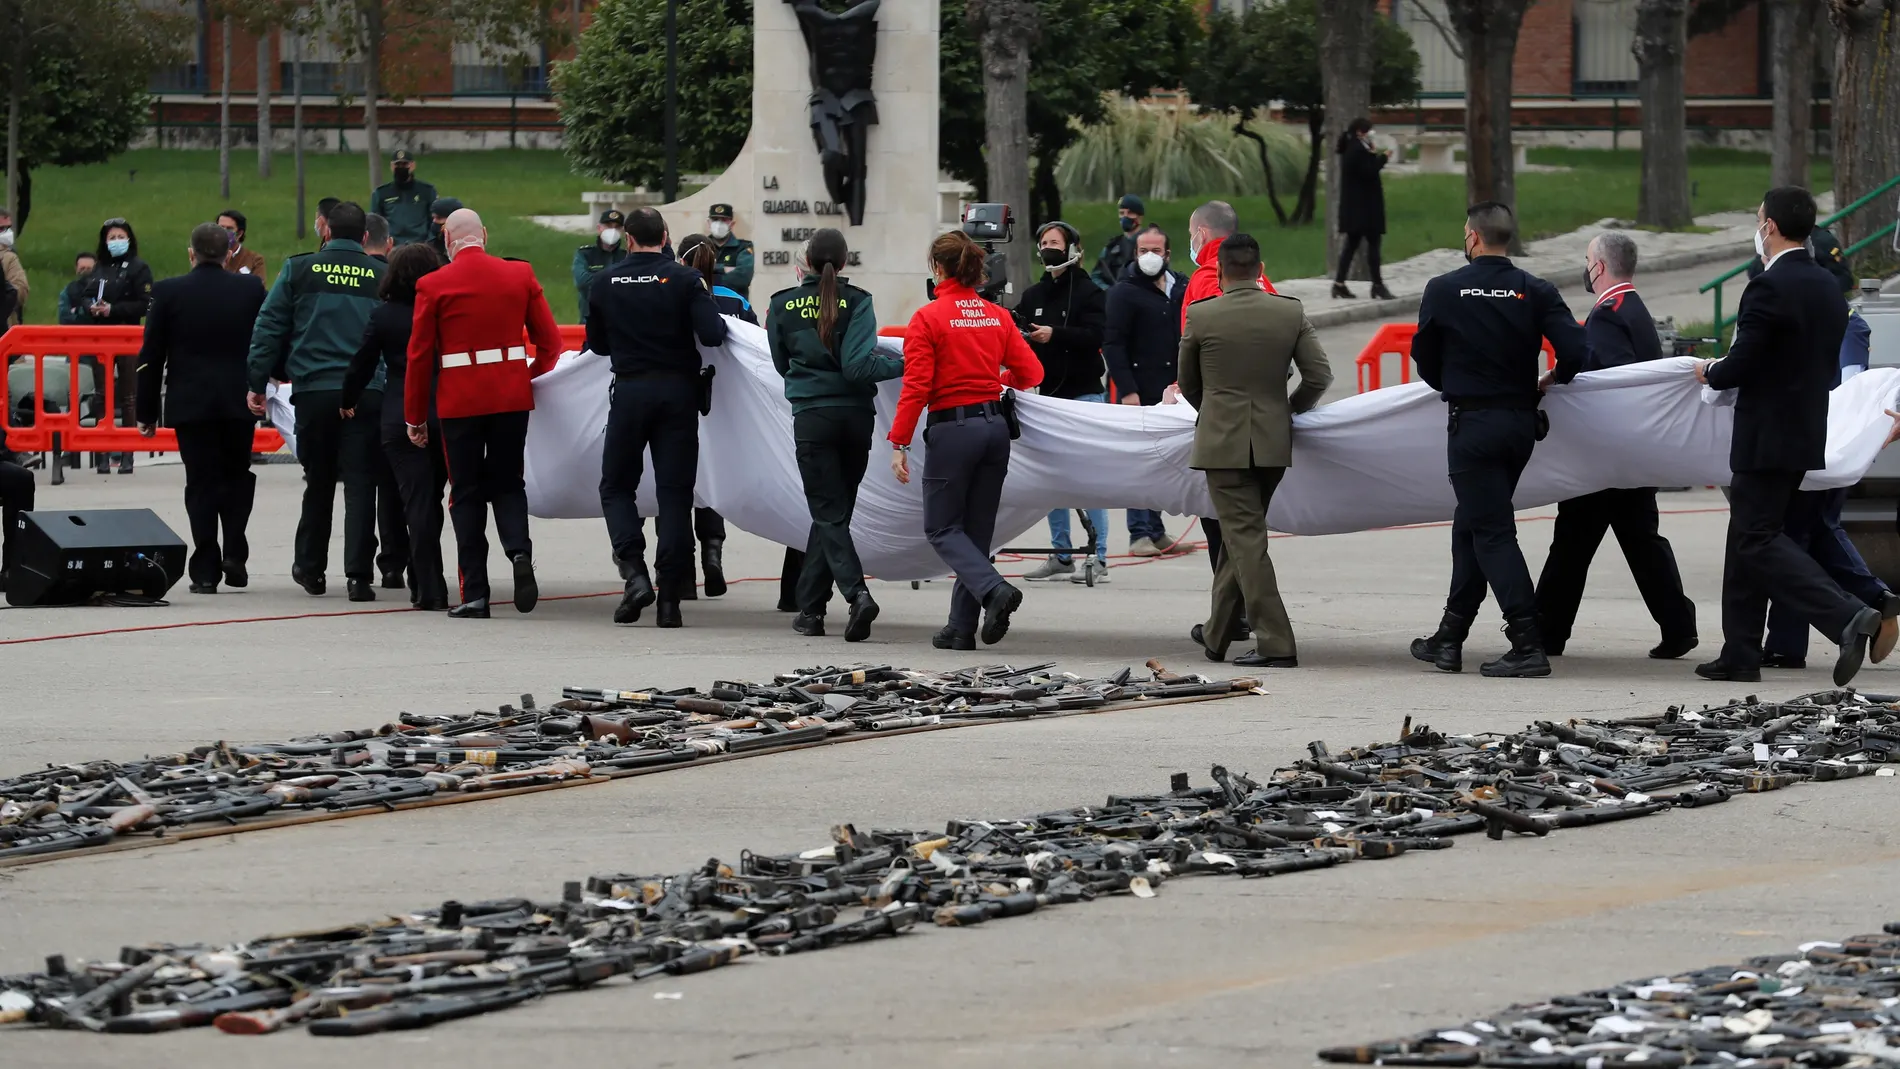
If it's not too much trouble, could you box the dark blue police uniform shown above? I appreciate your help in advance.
[586,251,729,622]
[1411,254,1586,674]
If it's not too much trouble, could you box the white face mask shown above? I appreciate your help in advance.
[600,228,622,247]
[709,221,731,240]
[1137,251,1165,277]
[0,228,13,249]
[1753,223,1768,260]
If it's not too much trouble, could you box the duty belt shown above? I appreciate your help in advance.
[1445,394,1538,411]
[440,346,528,369]
[926,401,1003,426]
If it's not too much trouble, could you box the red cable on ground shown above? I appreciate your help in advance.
[0,508,1730,647]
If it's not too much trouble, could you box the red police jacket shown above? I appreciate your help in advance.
[406,246,565,425]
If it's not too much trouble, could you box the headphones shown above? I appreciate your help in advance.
[1036,220,1082,258]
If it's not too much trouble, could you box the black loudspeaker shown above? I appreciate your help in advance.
[6,509,185,606]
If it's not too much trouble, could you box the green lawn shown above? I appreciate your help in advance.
[10,145,1827,325]
[1064,147,1833,282]
[13,149,601,324]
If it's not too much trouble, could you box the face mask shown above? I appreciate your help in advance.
[600,228,622,247]
[395,167,413,184]
[1463,233,1477,265]
[1137,251,1165,277]
[709,221,731,240]
[1039,247,1070,269]
[1582,262,1598,295]
[1753,223,1768,260]
[107,237,130,258]
[1188,234,1205,263]
[1120,216,1138,233]
[0,227,12,248]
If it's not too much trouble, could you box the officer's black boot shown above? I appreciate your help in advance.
[656,597,684,629]
[1480,616,1552,678]
[1409,610,1470,673]
[701,540,727,598]
[613,558,655,625]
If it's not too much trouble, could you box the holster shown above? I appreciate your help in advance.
[698,365,716,416]
[999,388,1022,440]
[1534,409,1550,441]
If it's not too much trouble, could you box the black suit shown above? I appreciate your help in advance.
[344,299,447,607]
[1535,286,1696,652]
[134,262,267,585]
[1704,248,1860,665]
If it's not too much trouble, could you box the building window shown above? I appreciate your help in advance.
[1393,0,1465,96]
[280,26,365,96]
[148,0,209,92]
[1574,0,1639,95]
[452,40,548,96]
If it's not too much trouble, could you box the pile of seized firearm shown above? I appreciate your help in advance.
[0,661,1256,863]
[1318,924,1900,1066]
[2,689,1895,1038]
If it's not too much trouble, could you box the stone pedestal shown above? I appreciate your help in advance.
[659,0,941,323]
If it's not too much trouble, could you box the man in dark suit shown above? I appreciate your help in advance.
[1692,186,1898,686]
[1533,230,1698,659]
[136,222,269,593]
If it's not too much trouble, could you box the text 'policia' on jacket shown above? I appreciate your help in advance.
[1411,255,1585,401]
[767,277,901,413]
[247,238,385,395]
[584,252,729,378]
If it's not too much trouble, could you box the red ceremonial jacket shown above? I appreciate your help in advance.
[406,246,564,425]
[1180,237,1276,330]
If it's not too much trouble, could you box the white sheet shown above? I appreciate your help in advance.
[273,320,1900,582]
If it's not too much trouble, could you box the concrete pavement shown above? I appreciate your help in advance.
[2,461,1895,1067]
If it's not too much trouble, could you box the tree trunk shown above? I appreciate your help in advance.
[220,14,233,200]
[1030,150,1061,229]
[257,30,273,178]
[1766,0,1820,187]
[1828,0,1900,267]
[1236,118,1289,225]
[1317,0,1377,277]
[1634,0,1693,228]
[294,52,306,239]
[5,70,20,221]
[363,1,383,195]
[966,0,1039,303]
[1290,111,1323,226]
[1447,0,1531,254]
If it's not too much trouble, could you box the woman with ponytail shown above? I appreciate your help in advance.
[678,234,758,325]
[764,228,902,642]
[889,230,1044,650]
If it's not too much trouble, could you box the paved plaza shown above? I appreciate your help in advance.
[2,450,1895,1068]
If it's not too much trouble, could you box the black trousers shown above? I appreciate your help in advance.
[1766,489,1889,658]
[780,547,806,610]
[384,426,449,607]
[292,389,380,582]
[920,412,1011,634]
[173,419,257,585]
[440,410,531,604]
[1444,408,1538,622]
[373,431,410,583]
[1335,233,1385,286]
[1535,488,1696,651]
[0,459,34,577]
[695,507,725,544]
[1203,516,1224,573]
[793,407,875,614]
[1719,470,1867,667]
[600,376,699,597]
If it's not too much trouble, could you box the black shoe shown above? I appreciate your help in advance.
[1480,617,1551,678]
[448,599,490,619]
[1650,635,1699,660]
[116,454,133,475]
[680,585,698,601]
[656,600,683,629]
[1410,610,1470,673]
[293,568,326,597]
[1695,657,1760,682]
[1331,282,1355,299]
[1834,606,1887,687]
[844,593,879,643]
[614,572,655,625]
[511,554,538,614]
[1761,651,1806,670]
[1234,651,1298,669]
[347,579,376,603]
[221,560,248,588]
[932,626,976,651]
[792,612,827,637]
[980,581,1023,646]
[188,581,218,595]
[1189,624,1225,663]
[380,570,405,590]
[1370,283,1397,301]
[701,540,727,599]
[93,455,110,474]
[418,594,449,612]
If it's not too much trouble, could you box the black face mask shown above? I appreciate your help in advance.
[394,167,413,185]
[1582,263,1598,295]
[1119,216,1138,233]
[1040,247,1070,268]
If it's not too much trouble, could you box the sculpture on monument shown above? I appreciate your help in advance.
[785,0,880,226]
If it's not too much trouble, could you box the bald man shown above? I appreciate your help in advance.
[406,208,566,619]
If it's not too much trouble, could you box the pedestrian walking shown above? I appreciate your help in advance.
[357,210,412,595]
[1332,117,1396,301]
[889,230,1044,650]
[1104,222,1188,556]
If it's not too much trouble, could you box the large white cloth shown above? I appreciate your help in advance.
[277,320,1900,582]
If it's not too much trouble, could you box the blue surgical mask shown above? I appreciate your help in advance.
[106,237,130,258]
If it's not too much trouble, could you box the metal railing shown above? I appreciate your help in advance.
[1698,173,1900,353]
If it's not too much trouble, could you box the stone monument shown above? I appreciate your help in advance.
[659,0,940,323]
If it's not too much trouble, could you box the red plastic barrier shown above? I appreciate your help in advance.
[1354,322,1561,393]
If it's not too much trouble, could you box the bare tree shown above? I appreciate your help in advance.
[219,13,233,199]
[1443,0,1533,252]
[257,32,272,178]
[966,0,1039,304]
[1633,0,1692,228]
[1828,0,1900,265]
[1317,0,1379,277]
[1766,0,1822,187]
